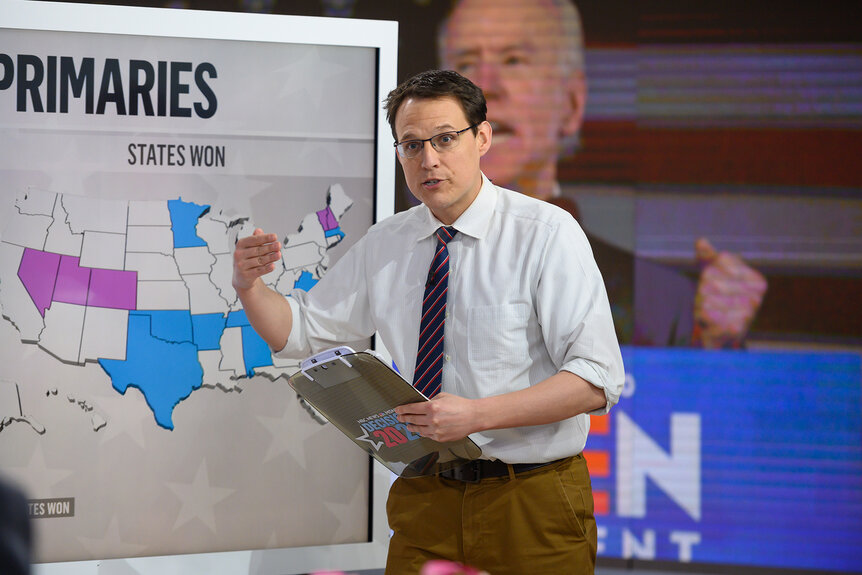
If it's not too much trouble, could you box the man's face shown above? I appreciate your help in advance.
[394,96,490,225]
[440,0,583,199]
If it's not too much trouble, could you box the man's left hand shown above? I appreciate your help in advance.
[395,393,478,443]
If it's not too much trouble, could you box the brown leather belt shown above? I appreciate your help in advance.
[437,458,566,483]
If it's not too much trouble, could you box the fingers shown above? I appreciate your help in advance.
[395,401,437,435]
[695,237,765,294]
[694,237,719,265]
[394,401,431,417]
[395,394,474,442]
[232,229,282,290]
[237,242,281,271]
[237,228,279,249]
[694,247,767,348]
[394,394,451,418]
[699,253,767,296]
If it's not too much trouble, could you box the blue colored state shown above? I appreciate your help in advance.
[226,309,249,327]
[324,228,345,240]
[240,325,273,377]
[134,310,193,343]
[168,198,210,248]
[192,313,227,350]
[99,313,203,430]
[226,310,272,376]
[294,270,318,291]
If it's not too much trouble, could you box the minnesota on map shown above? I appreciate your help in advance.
[0,184,353,430]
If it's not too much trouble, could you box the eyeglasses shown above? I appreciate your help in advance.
[393,125,477,159]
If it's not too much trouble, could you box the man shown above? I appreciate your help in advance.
[233,70,624,574]
[438,0,767,348]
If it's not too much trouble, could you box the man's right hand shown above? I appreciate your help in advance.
[232,228,282,292]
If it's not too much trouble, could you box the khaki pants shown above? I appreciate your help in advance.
[385,453,597,575]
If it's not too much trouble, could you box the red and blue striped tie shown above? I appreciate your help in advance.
[413,226,457,398]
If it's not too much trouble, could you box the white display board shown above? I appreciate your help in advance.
[0,1,397,572]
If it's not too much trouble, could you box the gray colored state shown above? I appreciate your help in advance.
[0,380,45,435]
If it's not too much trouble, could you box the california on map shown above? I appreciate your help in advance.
[0,184,353,432]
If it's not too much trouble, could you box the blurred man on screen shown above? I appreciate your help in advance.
[438,0,767,349]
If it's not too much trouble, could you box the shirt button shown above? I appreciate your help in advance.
[445,354,451,362]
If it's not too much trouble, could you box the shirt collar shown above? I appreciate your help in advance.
[416,173,497,242]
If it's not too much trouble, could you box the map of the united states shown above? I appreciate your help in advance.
[0,185,352,430]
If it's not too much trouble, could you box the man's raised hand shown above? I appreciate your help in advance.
[232,228,282,292]
[693,237,767,349]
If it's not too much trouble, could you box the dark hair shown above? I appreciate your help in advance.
[383,69,487,140]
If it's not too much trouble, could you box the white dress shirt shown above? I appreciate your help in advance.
[276,174,624,463]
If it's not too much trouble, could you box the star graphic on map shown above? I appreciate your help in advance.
[77,516,147,558]
[258,412,302,464]
[5,444,74,497]
[93,390,151,449]
[257,399,317,466]
[166,460,234,533]
[276,46,348,110]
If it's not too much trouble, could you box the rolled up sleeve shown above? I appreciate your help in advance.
[536,216,625,415]
[273,234,376,360]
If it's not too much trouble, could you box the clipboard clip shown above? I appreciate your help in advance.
[299,346,354,381]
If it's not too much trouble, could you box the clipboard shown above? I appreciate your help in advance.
[287,346,482,478]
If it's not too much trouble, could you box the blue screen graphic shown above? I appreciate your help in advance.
[590,347,862,572]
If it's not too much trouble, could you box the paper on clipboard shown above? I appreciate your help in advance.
[287,347,482,478]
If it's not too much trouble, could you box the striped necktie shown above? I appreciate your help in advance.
[413,226,457,398]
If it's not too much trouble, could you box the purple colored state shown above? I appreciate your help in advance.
[316,206,338,232]
[54,256,91,306]
[17,247,137,315]
[88,268,137,310]
[17,248,60,317]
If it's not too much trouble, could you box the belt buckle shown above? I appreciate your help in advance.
[452,460,482,483]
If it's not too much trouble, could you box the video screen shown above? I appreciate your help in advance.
[0,6,392,566]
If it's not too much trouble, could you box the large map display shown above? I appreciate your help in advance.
[0,9,392,567]
[2,187,353,432]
